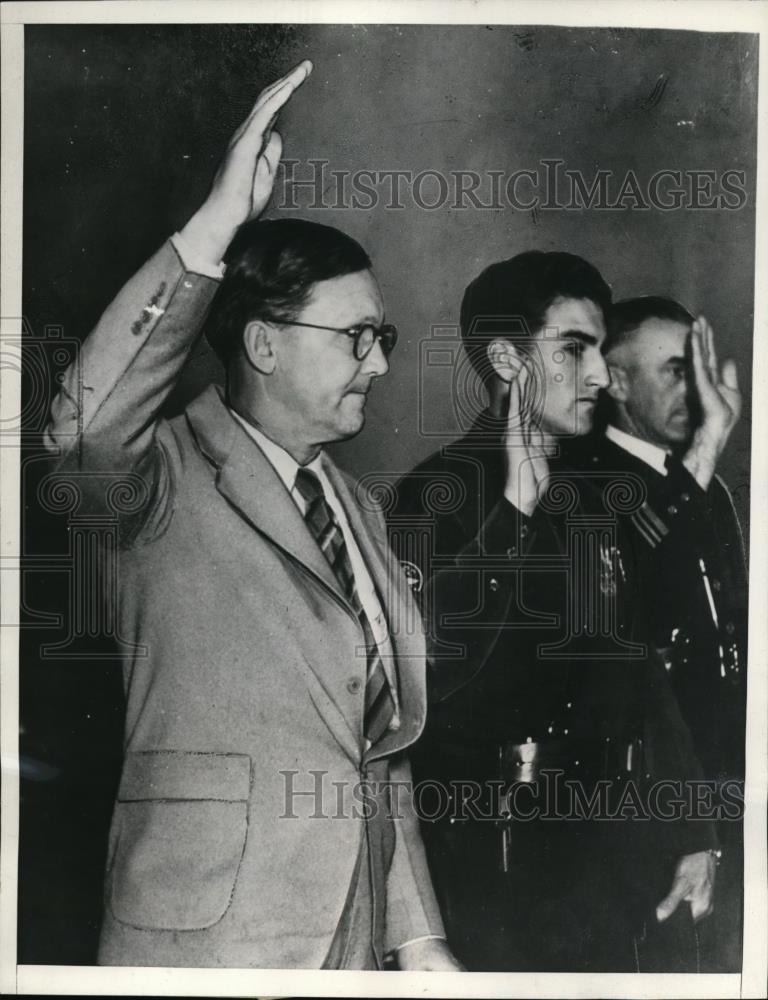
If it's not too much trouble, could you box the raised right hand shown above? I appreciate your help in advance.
[502,358,549,517]
[683,315,741,491]
[180,59,313,264]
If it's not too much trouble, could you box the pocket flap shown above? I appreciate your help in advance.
[118,750,250,802]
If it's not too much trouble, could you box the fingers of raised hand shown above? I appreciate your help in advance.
[690,327,707,380]
[233,60,312,149]
[507,367,523,425]
[258,130,283,179]
[721,358,739,392]
[700,316,718,379]
[720,358,742,421]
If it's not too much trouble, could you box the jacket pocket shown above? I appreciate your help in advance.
[108,750,250,931]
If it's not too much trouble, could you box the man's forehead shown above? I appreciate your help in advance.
[539,296,607,343]
[302,269,383,323]
[631,317,691,361]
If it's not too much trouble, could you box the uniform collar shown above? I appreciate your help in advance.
[606,424,669,476]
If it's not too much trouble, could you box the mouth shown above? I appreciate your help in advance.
[577,397,598,406]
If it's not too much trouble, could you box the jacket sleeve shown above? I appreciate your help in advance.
[43,240,222,537]
[384,753,446,952]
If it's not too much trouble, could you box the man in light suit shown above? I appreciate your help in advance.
[44,61,459,971]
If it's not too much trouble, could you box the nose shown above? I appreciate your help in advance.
[585,349,610,390]
[363,336,390,378]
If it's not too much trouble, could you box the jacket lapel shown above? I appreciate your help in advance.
[186,386,350,609]
[185,387,363,762]
[186,387,426,761]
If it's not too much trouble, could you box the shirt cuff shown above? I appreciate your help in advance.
[393,934,446,952]
[170,231,226,281]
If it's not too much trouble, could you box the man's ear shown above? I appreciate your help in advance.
[242,320,277,375]
[487,338,525,383]
[605,359,628,402]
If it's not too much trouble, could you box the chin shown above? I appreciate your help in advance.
[330,411,366,442]
[664,424,690,445]
[569,413,594,436]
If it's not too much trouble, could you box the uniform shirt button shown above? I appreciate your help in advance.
[667,504,678,515]
[347,677,362,694]
[489,578,500,592]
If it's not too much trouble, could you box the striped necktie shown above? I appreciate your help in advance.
[294,467,396,745]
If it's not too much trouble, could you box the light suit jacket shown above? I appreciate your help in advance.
[44,241,444,968]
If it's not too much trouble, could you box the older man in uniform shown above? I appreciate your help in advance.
[572,296,746,971]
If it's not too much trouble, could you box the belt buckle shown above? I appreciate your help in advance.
[500,739,547,785]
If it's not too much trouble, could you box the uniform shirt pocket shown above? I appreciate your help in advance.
[108,750,251,931]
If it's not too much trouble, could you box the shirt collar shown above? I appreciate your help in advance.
[605,424,669,476]
[229,409,323,491]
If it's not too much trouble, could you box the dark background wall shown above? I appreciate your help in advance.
[19,22,757,963]
[23,23,757,510]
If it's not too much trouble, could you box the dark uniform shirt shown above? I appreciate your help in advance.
[387,415,716,971]
[566,431,747,786]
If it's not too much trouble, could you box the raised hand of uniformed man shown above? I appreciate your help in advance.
[656,849,716,924]
[499,350,550,517]
[180,59,313,265]
[683,315,741,491]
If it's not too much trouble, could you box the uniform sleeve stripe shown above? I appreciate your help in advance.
[630,512,660,548]
[638,503,670,538]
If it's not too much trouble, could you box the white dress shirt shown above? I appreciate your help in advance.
[606,424,670,476]
[170,231,226,281]
[229,411,401,730]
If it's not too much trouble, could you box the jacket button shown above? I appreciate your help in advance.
[712,578,721,592]
[667,504,678,515]
[347,677,362,694]
[507,546,517,558]
[725,621,735,635]
[489,578,500,592]
[681,492,690,502]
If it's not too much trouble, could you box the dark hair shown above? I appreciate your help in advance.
[205,218,372,365]
[460,250,612,381]
[605,296,694,354]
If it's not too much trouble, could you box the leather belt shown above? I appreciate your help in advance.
[499,736,644,785]
[422,736,645,828]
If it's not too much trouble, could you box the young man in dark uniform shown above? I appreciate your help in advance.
[389,254,718,971]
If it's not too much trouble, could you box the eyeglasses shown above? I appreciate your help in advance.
[267,317,398,361]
